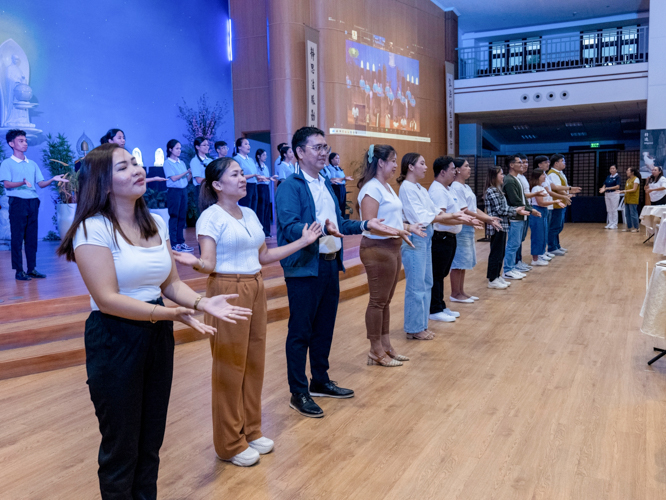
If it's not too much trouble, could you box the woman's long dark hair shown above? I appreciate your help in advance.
[279,145,291,164]
[397,152,421,184]
[199,157,237,212]
[529,168,545,190]
[100,128,123,145]
[233,137,247,156]
[357,144,396,191]
[484,166,503,191]
[649,166,663,184]
[194,136,208,162]
[255,149,266,173]
[57,143,158,262]
[166,139,180,159]
[628,166,641,180]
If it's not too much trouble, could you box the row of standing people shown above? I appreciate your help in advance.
[56,126,400,496]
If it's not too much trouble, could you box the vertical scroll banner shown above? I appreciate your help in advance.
[304,27,320,128]
[445,61,455,155]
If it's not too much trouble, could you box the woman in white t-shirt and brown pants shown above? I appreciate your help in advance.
[173,157,321,467]
[357,145,417,366]
[57,144,252,498]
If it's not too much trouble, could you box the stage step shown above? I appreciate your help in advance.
[0,259,398,381]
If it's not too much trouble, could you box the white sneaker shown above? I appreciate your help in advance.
[539,254,552,261]
[223,446,260,467]
[248,436,274,455]
[498,276,511,286]
[504,270,523,280]
[560,247,568,253]
[546,252,555,258]
[429,312,456,322]
[550,249,565,256]
[604,224,610,229]
[609,225,617,229]
[516,262,532,272]
[443,308,460,318]
[531,259,549,266]
[488,278,509,289]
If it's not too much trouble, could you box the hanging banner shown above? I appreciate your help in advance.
[304,27,319,128]
[640,129,666,179]
[445,61,456,155]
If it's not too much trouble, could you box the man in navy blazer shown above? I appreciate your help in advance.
[276,126,397,418]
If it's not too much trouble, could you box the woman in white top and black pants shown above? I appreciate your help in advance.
[357,144,416,367]
[173,157,321,467]
[57,144,251,498]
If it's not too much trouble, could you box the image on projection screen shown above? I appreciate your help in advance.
[344,39,420,137]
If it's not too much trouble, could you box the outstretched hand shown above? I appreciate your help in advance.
[408,223,427,238]
[52,174,70,183]
[300,222,323,245]
[172,250,199,268]
[324,219,344,238]
[173,307,217,336]
[202,294,252,324]
[367,218,400,237]
[399,229,416,248]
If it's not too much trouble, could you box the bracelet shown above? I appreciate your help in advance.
[193,295,203,311]
[150,304,158,323]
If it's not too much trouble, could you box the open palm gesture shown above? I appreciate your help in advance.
[202,294,252,324]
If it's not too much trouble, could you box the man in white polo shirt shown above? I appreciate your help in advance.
[0,129,68,280]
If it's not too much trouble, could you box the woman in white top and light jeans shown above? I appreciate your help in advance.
[357,144,417,367]
[173,157,321,467]
[449,158,501,302]
[56,144,251,498]
[397,153,475,337]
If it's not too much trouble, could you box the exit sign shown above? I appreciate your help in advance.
[590,142,600,148]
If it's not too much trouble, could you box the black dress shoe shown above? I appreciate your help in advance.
[289,393,324,418]
[309,380,354,399]
[27,269,46,279]
[15,271,32,281]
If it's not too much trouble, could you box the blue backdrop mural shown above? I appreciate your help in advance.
[0,0,235,236]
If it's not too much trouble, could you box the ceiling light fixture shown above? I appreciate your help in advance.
[565,122,583,127]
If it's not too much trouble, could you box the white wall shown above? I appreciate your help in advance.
[455,64,648,114]
[647,3,666,129]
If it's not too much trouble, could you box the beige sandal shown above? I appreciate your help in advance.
[367,351,403,367]
[406,330,434,340]
[385,348,410,361]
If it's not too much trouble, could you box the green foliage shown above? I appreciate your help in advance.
[41,133,77,203]
[143,188,168,209]
[43,230,61,241]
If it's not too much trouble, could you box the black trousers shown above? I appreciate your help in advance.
[430,231,457,314]
[85,298,174,500]
[652,196,666,206]
[487,231,508,281]
[284,256,340,394]
[256,183,271,236]
[239,183,258,213]
[332,184,347,218]
[166,188,187,245]
[8,197,39,272]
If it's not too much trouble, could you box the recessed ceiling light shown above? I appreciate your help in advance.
[513,125,529,130]
[570,132,587,137]
[565,122,583,127]
[521,134,537,140]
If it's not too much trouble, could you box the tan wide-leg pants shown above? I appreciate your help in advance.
[205,272,267,460]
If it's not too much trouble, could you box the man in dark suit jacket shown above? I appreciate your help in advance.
[276,126,397,418]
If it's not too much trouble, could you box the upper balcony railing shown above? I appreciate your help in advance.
[457,25,649,80]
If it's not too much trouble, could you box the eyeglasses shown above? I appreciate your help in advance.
[306,144,331,154]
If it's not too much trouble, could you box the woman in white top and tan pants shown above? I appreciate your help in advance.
[57,144,251,498]
[357,145,417,367]
[174,157,321,467]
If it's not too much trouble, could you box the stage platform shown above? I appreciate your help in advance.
[0,228,375,380]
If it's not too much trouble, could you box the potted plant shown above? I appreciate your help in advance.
[143,188,169,227]
[42,134,77,238]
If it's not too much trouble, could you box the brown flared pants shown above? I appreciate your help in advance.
[205,272,267,460]
[359,237,402,340]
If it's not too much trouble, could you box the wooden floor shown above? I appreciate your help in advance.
[1,224,666,499]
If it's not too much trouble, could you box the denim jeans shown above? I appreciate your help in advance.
[530,206,548,257]
[548,208,565,251]
[625,203,639,229]
[401,225,433,334]
[516,216,529,263]
[504,220,525,273]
